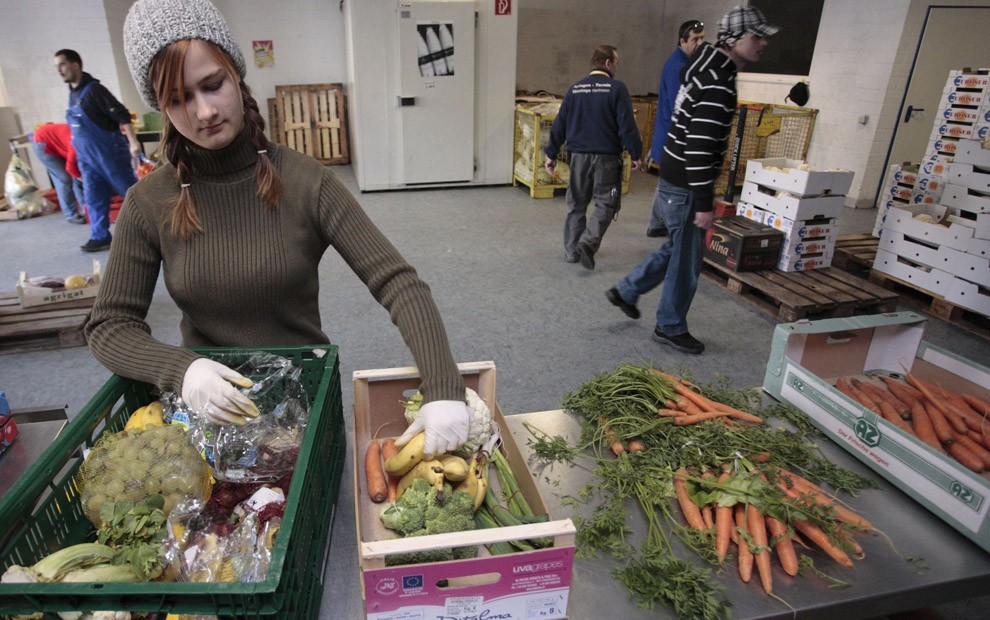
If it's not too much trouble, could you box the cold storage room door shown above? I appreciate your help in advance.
[396,0,475,185]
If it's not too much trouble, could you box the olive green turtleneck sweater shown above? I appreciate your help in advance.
[86,130,465,403]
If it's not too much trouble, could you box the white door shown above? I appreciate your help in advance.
[886,6,990,169]
[396,0,475,185]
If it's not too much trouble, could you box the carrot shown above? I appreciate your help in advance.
[962,394,990,419]
[749,452,771,463]
[907,373,966,429]
[792,520,854,568]
[955,433,990,469]
[674,396,705,416]
[765,515,798,576]
[835,378,881,414]
[923,400,956,444]
[708,401,765,424]
[674,469,707,531]
[598,416,625,456]
[910,400,945,453]
[714,471,733,563]
[747,504,773,594]
[735,505,753,583]
[701,505,715,531]
[380,438,401,502]
[855,379,909,418]
[365,438,387,503]
[627,439,647,453]
[947,441,985,473]
[775,469,873,530]
[658,408,686,417]
[673,411,731,425]
[648,368,698,390]
[664,398,679,410]
[879,400,915,434]
[879,376,920,409]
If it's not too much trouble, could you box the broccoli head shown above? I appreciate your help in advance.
[382,481,478,567]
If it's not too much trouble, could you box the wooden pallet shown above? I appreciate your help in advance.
[832,234,879,274]
[702,260,899,322]
[868,270,990,340]
[0,292,94,354]
[268,83,349,164]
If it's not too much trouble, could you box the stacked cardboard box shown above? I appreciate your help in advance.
[735,157,853,271]
[873,69,990,318]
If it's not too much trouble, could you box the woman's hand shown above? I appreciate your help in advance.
[181,358,260,425]
[395,400,469,459]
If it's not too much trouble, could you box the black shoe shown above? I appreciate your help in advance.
[653,327,705,354]
[578,244,595,270]
[606,287,640,319]
[647,226,668,238]
[565,254,579,263]
[80,238,112,252]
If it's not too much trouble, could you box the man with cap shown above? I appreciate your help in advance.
[646,19,705,239]
[53,49,141,251]
[605,5,778,355]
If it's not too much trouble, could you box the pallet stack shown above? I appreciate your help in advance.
[872,69,990,320]
[735,157,853,272]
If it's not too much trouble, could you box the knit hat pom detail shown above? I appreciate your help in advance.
[123,0,246,110]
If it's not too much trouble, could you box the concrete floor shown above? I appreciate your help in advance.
[1,164,988,618]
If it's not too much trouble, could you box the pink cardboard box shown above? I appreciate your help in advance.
[352,362,576,620]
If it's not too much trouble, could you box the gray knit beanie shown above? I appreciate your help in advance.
[124,0,247,110]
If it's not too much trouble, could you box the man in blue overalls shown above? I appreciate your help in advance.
[54,49,140,252]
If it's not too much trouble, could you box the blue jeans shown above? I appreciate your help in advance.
[616,178,704,336]
[32,140,84,221]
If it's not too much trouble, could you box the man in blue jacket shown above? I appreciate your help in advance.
[55,49,141,252]
[544,45,642,270]
[646,19,705,239]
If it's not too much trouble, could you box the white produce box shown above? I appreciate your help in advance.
[763,312,990,553]
[955,139,990,168]
[948,163,990,194]
[744,158,854,197]
[884,203,973,251]
[941,184,990,214]
[872,249,953,296]
[777,249,832,272]
[945,276,990,316]
[741,181,845,220]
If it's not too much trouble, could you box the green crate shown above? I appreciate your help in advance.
[0,345,344,619]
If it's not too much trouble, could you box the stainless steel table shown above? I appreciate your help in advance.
[502,409,990,620]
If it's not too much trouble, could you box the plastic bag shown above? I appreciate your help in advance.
[166,353,310,483]
[3,155,54,218]
[77,424,213,527]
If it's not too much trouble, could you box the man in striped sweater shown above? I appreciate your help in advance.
[606,5,778,354]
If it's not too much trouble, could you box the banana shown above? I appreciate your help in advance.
[384,431,426,476]
[455,457,480,499]
[438,454,469,481]
[396,459,445,498]
[473,471,488,511]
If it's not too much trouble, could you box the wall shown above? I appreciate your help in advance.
[0,0,344,136]
[515,0,666,96]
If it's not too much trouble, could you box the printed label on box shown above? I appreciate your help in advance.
[922,159,951,176]
[942,107,981,123]
[893,168,919,185]
[950,73,990,89]
[947,91,987,106]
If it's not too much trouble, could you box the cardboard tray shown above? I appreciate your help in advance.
[352,361,575,620]
[763,312,990,553]
[744,157,854,198]
[16,260,101,308]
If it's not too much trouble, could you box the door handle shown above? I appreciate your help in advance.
[903,105,925,123]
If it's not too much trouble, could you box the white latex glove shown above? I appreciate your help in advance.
[395,399,470,459]
[181,358,260,426]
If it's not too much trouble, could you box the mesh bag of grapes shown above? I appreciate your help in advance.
[77,424,213,527]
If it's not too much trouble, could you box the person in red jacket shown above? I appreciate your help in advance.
[32,123,86,224]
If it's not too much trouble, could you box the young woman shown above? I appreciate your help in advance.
[87,0,468,457]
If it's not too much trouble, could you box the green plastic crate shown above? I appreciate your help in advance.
[0,345,344,619]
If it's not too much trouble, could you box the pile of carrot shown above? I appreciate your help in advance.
[674,465,873,596]
[834,373,990,473]
[656,371,765,426]
[365,436,402,503]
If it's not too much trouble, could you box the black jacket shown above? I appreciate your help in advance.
[545,71,642,160]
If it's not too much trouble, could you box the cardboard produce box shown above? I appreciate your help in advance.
[16,260,101,308]
[741,180,846,221]
[744,158,854,198]
[945,276,990,316]
[956,139,990,168]
[704,216,783,272]
[763,312,990,553]
[352,361,576,620]
[873,249,954,296]
[884,203,973,251]
[943,183,990,214]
